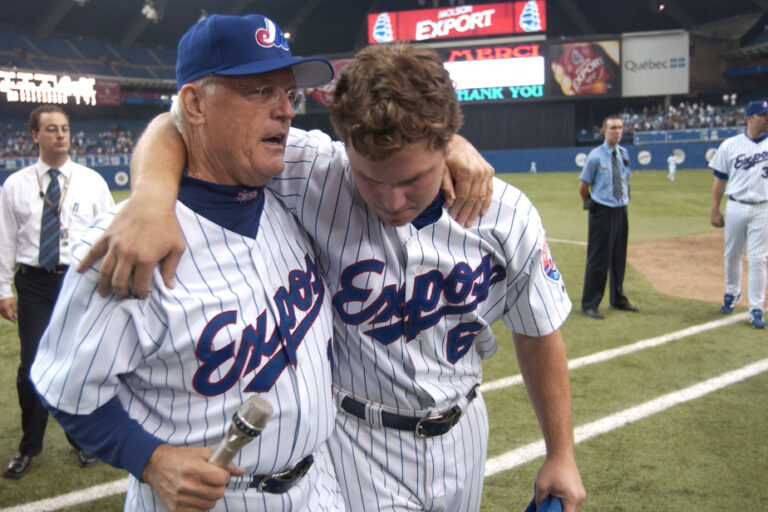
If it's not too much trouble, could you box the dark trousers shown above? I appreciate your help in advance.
[14,265,79,456]
[581,203,631,311]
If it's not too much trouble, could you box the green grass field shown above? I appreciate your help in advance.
[1,171,767,511]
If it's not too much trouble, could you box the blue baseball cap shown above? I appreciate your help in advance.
[175,14,334,91]
[745,100,768,117]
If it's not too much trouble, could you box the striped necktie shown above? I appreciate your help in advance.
[39,169,61,271]
[611,150,623,200]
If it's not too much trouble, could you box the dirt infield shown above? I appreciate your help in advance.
[627,231,746,305]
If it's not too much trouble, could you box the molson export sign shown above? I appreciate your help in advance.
[368,1,546,44]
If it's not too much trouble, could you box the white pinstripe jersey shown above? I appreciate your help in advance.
[31,191,338,511]
[273,128,571,413]
[709,133,768,202]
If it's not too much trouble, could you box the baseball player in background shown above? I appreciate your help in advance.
[666,153,677,181]
[78,43,584,511]
[31,15,346,511]
[710,99,768,329]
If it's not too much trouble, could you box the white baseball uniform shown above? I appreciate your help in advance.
[31,178,344,511]
[271,128,571,511]
[709,132,768,312]
[667,155,677,181]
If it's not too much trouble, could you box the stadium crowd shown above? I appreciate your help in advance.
[1,125,138,157]
[577,101,748,142]
[620,101,746,132]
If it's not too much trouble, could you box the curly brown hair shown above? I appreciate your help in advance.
[329,43,463,161]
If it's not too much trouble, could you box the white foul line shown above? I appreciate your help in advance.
[0,313,752,511]
[548,237,587,246]
[484,357,768,477]
[0,479,129,512]
[479,312,750,393]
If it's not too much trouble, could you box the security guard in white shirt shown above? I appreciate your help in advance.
[0,105,114,479]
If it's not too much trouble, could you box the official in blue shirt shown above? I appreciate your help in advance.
[578,114,639,319]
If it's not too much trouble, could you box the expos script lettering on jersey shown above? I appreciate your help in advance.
[333,255,506,364]
[733,149,768,178]
[193,254,325,396]
[735,150,768,171]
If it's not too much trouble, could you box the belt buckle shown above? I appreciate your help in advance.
[256,477,272,493]
[415,415,431,439]
[257,455,313,493]
[415,407,461,438]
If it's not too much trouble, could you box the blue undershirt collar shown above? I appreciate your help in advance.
[178,173,264,239]
[410,191,444,230]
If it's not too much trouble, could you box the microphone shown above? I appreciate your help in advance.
[208,394,273,467]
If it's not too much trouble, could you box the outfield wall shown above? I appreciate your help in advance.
[481,141,722,174]
[0,141,722,189]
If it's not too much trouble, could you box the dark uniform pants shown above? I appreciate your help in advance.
[581,203,631,311]
[14,265,79,456]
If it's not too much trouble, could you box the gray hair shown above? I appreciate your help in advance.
[170,76,217,132]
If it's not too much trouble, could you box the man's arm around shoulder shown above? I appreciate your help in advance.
[77,113,186,298]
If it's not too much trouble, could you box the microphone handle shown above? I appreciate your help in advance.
[208,441,241,467]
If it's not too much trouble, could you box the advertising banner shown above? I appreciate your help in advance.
[368,1,545,44]
[547,40,621,98]
[621,30,689,97]
[95,80,121,106]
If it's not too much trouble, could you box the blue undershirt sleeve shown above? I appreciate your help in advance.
[45,397,164,480]
[713,170,728,180]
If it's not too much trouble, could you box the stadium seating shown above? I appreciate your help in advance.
[27,36,81,60]
[0,29,175,81]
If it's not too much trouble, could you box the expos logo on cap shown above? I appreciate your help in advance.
[175,13,333,91]
[255,18,289,51]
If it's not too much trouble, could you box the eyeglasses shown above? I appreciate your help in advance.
[209,79,305,111]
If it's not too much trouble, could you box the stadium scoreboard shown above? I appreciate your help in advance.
[0,70,98,105]
[437,39,621,105]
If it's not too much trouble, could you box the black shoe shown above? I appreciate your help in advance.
[76,449,98,468]
[612,303,639,312]
[581,308,605,319]
[3,452,34,479]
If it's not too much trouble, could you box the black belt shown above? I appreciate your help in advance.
[729,197,768,205]
[247,455,313,493]
[18,263,69,275]
[340,385,479,438]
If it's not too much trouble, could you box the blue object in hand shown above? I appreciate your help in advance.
[524,483,563,512]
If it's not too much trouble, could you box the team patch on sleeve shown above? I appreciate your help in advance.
[541,237,561,282]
